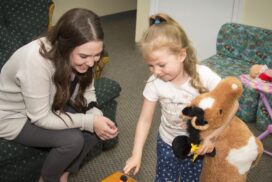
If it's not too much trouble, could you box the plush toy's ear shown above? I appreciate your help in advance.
[172,136,191,160]
[182,106,193,116]
[182,106,205,117]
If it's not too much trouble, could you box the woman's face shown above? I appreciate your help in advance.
[70,41,103,73]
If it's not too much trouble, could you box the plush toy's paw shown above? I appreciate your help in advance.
[172,136,191,160]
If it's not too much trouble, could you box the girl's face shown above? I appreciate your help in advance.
[70,41,103,73]
[145,48,187,84]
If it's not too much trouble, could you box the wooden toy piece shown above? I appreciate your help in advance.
[101,171,137,182]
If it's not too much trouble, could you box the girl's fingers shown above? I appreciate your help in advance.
[123,165,132,174]
[133,167,138,175]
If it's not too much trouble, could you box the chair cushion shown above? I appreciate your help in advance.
[241,28,272,67]
[2,0,50,44]
[95,77,121,106]
[0,26,24,69]
[0,139,46,162]
[216,23,272,67]
[202,54,252,77]
[0,139,46,182]
[0,0,53,70]
[216,23,248,60]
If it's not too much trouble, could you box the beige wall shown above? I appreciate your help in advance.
[136,0,272,42]
[52,0,137,25]
[241,0,272,30]
[52,0,272,43]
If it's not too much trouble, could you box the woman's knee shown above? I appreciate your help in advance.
[83,132,99,146]
[57,129,84,154]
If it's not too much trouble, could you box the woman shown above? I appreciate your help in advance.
[0,8,118,182]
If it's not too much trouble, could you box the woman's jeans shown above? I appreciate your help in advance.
[14,107,98,182]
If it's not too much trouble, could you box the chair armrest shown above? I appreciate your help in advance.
[95,77,121,106]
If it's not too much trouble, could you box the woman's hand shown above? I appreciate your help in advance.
[123,154,141,176]
[93,116,118,140]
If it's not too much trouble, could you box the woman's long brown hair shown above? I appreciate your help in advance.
[40,8,104,115]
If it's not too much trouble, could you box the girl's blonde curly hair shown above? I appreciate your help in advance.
[140,13,207,94]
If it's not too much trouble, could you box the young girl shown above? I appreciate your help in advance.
[0,8,118,182]
[123,13,237,182]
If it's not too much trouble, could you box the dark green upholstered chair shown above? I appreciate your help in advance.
[0,1,121,181]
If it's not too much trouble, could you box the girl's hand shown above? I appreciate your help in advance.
[93,116,118,140]
[198,100,239,155]
[198,135,216,155]
[123,155,141,176]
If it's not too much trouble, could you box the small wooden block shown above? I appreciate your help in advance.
[101,171,137,182]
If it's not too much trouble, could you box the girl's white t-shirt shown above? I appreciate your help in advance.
[143,64,221,146]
